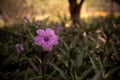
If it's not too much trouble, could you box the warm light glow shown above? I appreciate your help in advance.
[81,11,120,18]
[81,0,120,19]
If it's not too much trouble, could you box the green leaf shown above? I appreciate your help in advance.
[27,25,34,39]
[80,67,93,79]
[89,56,98,73]
[23,55,40,75]
[47,70,56,80]
[28,76,42,80]
[104,66,120,79]
[59,37,70,51]
[0,52,15,70]
[59,47,68,56]
[76,51,84,67]
[69,36,78,49]
[48,63,67,80]
[98,59,104,78]
[40,17,49,28]
[24,68,29,80]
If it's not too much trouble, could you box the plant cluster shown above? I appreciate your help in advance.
[0,17,120,80]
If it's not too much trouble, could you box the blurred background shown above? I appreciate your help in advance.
[0,0,120,80]
[0,0,119,27]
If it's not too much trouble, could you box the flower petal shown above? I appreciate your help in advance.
[46,28,55,35]
[36,29,45,36]
[16,43,24,53]
[34,36,44,45]
[42,41,53,51]
[50,35,58,45]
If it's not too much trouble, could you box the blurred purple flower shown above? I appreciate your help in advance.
[16,43,24,53]
[54,23,61,33]
[23,16,29,22]
[34,28,58,51]
[35,20,41,25]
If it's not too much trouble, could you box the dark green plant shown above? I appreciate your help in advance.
[0,17,120,80]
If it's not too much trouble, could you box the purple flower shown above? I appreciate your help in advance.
[34,28,58,51]
[16,43,24,53]
[54,23,61,33]
[35,20,41,25]
[23,16,29,22]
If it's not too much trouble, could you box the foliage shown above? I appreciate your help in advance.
[0,17,120,80]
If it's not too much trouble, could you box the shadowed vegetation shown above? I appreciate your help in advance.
[0,17,120,80]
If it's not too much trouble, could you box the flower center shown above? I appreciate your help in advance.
[44,36,49,41]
